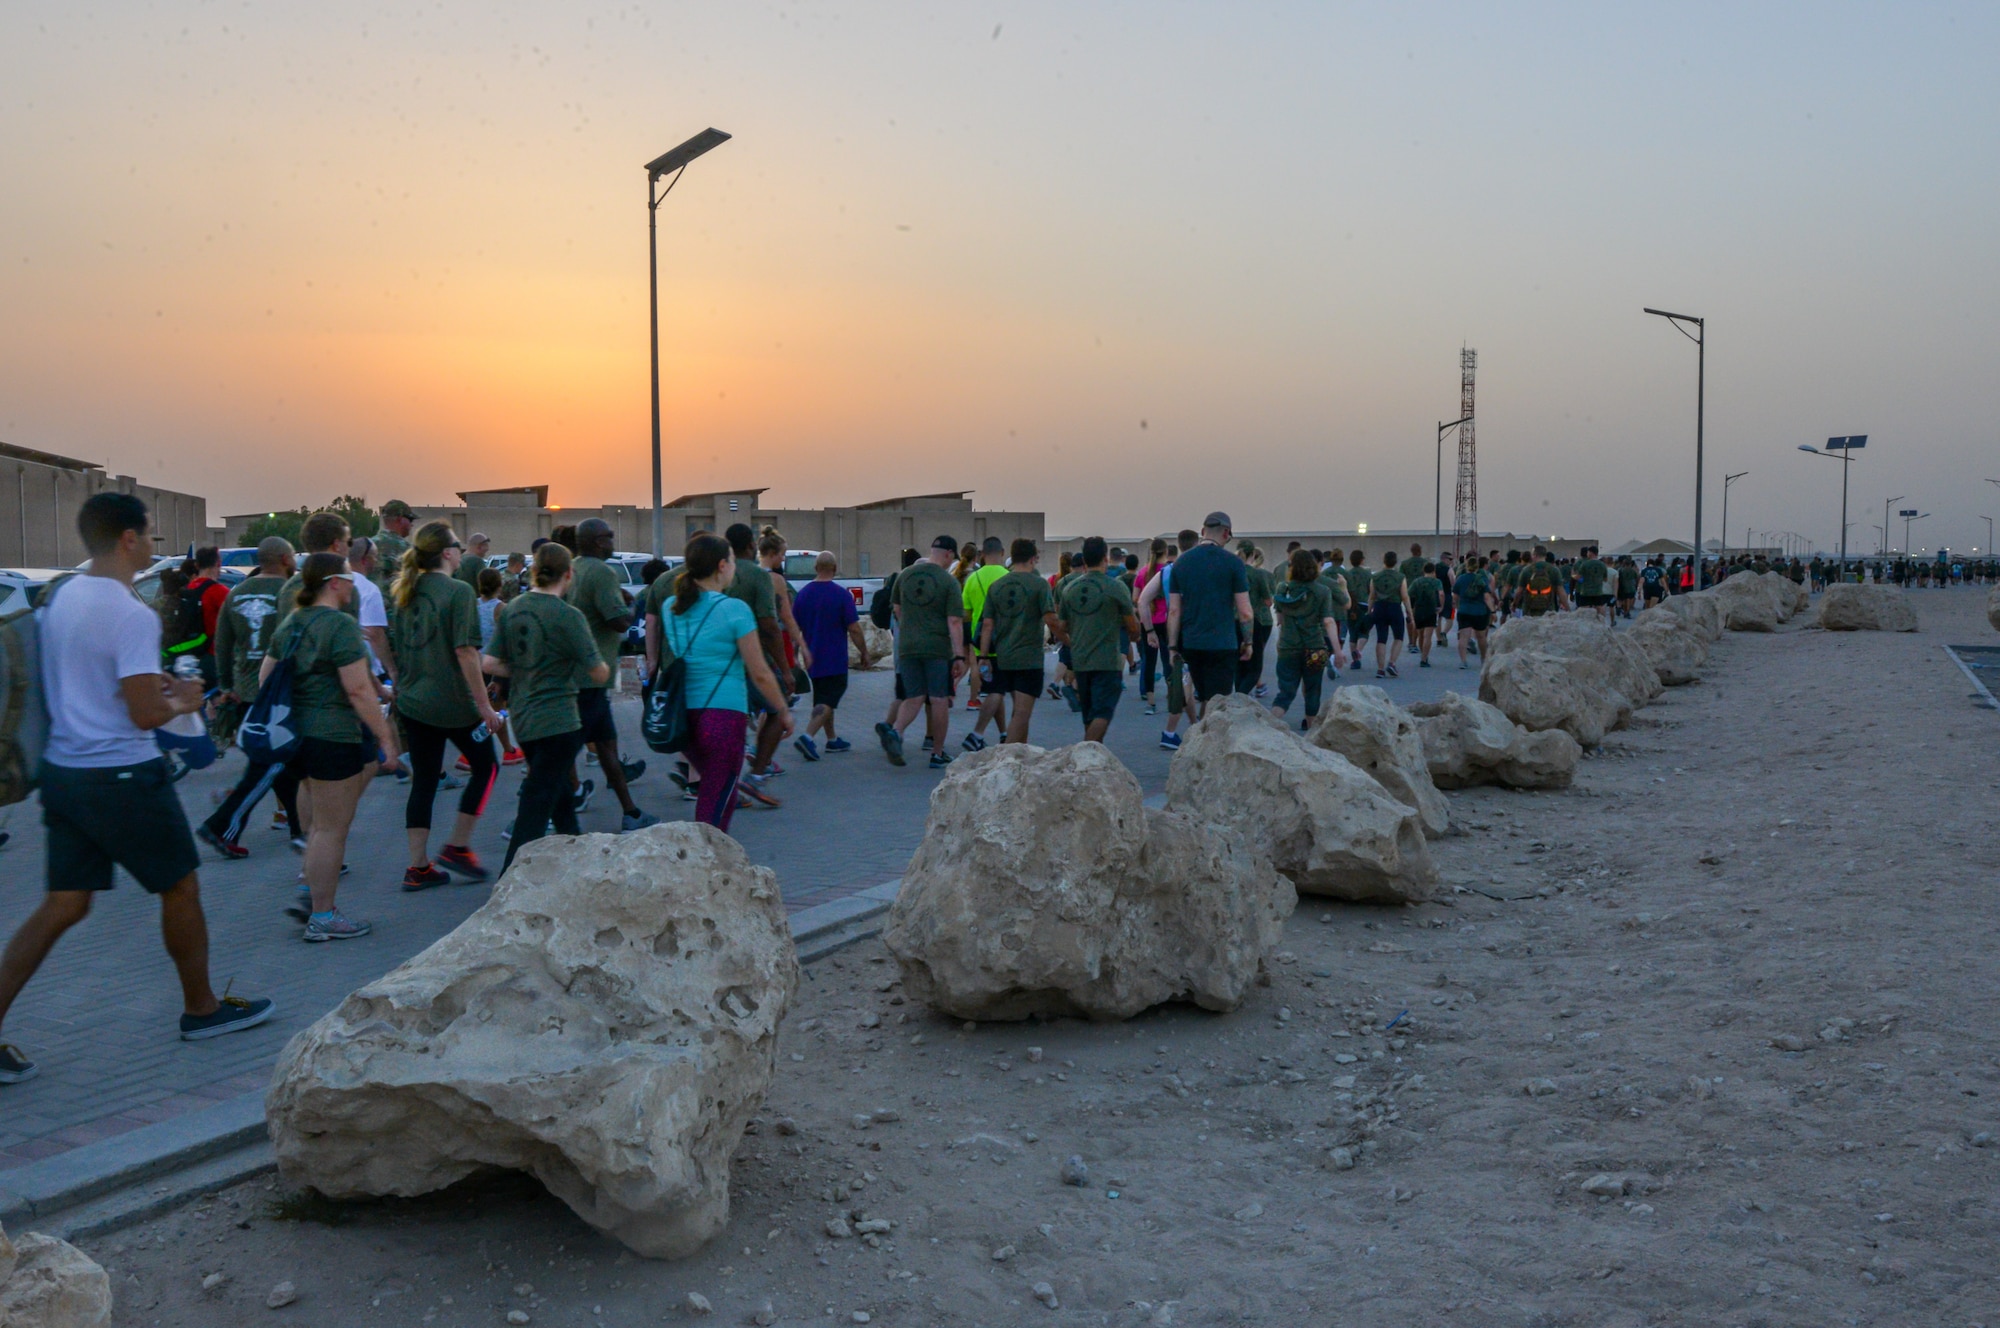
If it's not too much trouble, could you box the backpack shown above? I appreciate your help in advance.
[868,573,896,631]
[170,577,214,656]
[1523,563,1558,610]
[642,597,731,754]
[238,621,307,764]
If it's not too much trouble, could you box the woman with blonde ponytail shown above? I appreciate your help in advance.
[386,520,507,890]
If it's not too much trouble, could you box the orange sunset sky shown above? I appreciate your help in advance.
[4,4,1998,549]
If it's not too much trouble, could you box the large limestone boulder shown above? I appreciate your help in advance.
[1167,696,1436,903]
[0,1225,112,1326]
[1989,584,2000,633]
[849,621,893,669]
[1479,649,1631,748]
[1485,614,1662,708]
[1764,572,1809,617]
[1628,614,1709,685]
[1406,691,1578,790]
[885,741,1292,1021]
[1650,592,1723,643]
[1713,572,1780,632]
[1305,685,1450,837]
[1815,583,1918,632]
[267,824,798,1260]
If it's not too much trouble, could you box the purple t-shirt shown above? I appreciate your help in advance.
[793,579,857,678]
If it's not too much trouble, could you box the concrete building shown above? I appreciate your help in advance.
[1042,528,1597,567]
[229,486,1044,579]
[0,440,211,568]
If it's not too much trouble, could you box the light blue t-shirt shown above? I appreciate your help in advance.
[664,590,756,714]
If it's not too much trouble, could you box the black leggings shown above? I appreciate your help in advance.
[505,729,584,869]
[203,756,300,844]
[401,713,499,832]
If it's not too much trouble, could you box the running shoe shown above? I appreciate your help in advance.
[824,737,852,753]
[573,779,596,814]
[1159,731,1181,751]
[669,762,692,791]
[401,862,451,892]
[271,810,290,831]
[1386,664,1399,678]
[455,754,471,772]
[1376,669,1386,679]
[502,747,525,766]
[437,844,489,881]
[0,1043,38,1084]
[764,760,786,777]
[1061,684,1081,713]
[621,758,647,782]
[928,751,954,769]
[920,735,933,751]
[284,888,313,923]
[620,809,661,832]
[961,733,987,753]
[1418,659,1431,669]
[876,722,905,766]
[439,772,464,791]
[793,735,822,762]
[738,780,782,809]
[683,785,700,801]
[303,911,373,943]
[1143,700,1158,716]
[289,836,307,853]
[1045,684,1062,701]
[1252,684,1268,699]
[179,995,276,1042]
[197,824,249,861]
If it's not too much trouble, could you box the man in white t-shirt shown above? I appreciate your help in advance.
[0,493,274,1086]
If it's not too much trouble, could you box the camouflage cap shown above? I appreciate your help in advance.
[380,499,415,518]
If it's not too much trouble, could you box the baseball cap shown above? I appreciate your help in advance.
[381,499,414,518]
[1203,510,1232,531]
[931,535,959,553]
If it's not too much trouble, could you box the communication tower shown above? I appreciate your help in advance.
[1452,348,1477,559]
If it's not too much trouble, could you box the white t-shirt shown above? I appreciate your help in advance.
[41,574,165,768]
[349,572,388,630]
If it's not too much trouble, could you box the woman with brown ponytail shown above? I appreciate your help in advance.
[388,521,508,890]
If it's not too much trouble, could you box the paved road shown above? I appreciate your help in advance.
[0,634,1483,1169]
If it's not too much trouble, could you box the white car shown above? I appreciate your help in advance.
[0,568,72,620]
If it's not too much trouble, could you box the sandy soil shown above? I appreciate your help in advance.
[82,590,2000,1327]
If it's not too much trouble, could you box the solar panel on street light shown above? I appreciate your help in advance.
[647,128,732,181]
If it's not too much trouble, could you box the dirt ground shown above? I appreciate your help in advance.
[83,590,2000,1328]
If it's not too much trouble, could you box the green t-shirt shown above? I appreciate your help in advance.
[1323,570,1351,616]
[1369,568,1404,602]
[566,556,633,681]
[1058,569,1136,673]
[727,558,777,625]
[1409,574,1443,613]
[215,574,287,698]
[389,572,482,730]
[1246,566,1275,627]
[456,553,488,591]
[273,606,368,744]
[1342,565,1372,614]
[1403,560,1427,585]
[1576,559,1609,596]
[1273,578,1335,653]
[982,569,1056,670]
[485,591,601,744]
[961,562,1008,655]
[372,532,409,589]
[639,564,678,621]
[1616,565,1639,596]
[891,561,964,661]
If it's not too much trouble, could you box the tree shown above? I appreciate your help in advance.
[240,496,380,548]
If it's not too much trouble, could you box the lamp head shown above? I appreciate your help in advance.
[647,128,731,181]
[1797,444,1819,454]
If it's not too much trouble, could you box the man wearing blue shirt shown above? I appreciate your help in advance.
[1167,511,1252,717]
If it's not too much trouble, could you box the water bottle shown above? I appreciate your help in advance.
[172,656,201,681]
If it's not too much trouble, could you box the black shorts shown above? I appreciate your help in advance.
[577,686,619,745]
[296,735,376,782]
[1578,593,1613,607]
[1073,670,1122,724]
[1642,586,1665,601]
[810,673,849,709]
[1180,647,1237,703]
[42,759,201,894]
[1371,602,1405,643]
[1411,609,1439,630]
[897,655,954,700]
[996,666,1045,698]
[1457,610,1491,632]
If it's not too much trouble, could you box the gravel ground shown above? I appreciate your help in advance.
[78,590,2000,1327]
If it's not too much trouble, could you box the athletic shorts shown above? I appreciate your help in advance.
[1411,609,1438,630]
[976,659,1005,696]
[1457,610,1491,632]
[1577,593,1613,607]
[577,686,619,745]
[1642,586,1665,600]
[1371,602,1406,643]
[996,666,1045,698]
[810,673,849,709]
[1180,647,1237,703]
[297,735,376,783]
[42,758,201,894]
[1073,670,1122,725]
[896,655,955,700]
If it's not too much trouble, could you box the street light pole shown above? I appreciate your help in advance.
[1435,416,1472,544]
[1798,436,1865,579]
[1644,308,1706,585]
[645,128,731,557]
[1719,471,1747,560]
[1882,495,1904,555]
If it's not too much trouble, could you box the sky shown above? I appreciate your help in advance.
[4,2,1998,552]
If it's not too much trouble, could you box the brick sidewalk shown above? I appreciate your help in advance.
[0,649,1477,1169]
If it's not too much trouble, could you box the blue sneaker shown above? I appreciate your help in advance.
[928,750,954,769]
[876,722,905,767]
[1159,731,1181,751]
[303,910,372,943]
[793,735,821,762]
[961,732,987,753]
[179,995,276,1042]
[824,737,853,753]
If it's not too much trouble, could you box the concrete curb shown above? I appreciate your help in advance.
[0,876,904,1240]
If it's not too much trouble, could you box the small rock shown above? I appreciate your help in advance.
[826,1218,854,1239]
[202,1271,229,1291]
[1972,1132,1992,1148]
[773,1118,798,1137]
[851,1115,872,1130]
[753,1302,777,1327]
[1581,1174,1626,1197]
[514,1283,535,1297]
[1033,1282,1060,1309]
[1523,1078,1558,1097]
[853,1313,872,1325]
[1061,1156,1090,1186]
[853,1220,893,1236]
[507,1314,532,1326]
[871,1108,900,1124]
[1328,1147,1356,1171]
[1333,1053,1358,1065]
[686,1291,713,1315]
[266,1280,298,1309]
[991,1244,1016,1262]
[1276,1007,1291,1022]
[1232,1202,1263,1222]
[1026,1047,1043,1063]
[858,1012,881,1029]
[962,1021,978,1032]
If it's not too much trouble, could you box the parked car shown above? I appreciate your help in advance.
[0,568,73,620]
[780,549,883,612]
